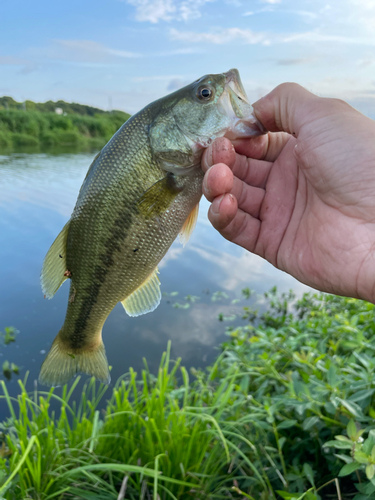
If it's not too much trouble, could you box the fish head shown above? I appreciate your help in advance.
[219,68,267,140]
[149,68,265,173]
[174,68,265,145]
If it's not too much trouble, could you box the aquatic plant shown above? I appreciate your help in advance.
[0,327,19,381]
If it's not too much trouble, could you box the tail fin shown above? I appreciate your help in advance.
[38,332,110,387]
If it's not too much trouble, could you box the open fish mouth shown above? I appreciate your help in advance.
[219,68,266,139]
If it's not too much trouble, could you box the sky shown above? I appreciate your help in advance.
[1,0,375,116]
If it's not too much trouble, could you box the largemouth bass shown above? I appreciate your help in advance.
[39,69,265,386]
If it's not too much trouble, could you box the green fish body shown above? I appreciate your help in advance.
[39,69,264,386]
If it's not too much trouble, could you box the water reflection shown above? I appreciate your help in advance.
[0,152,311,417]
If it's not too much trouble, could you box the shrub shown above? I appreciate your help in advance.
[87,136,107,149]
[0,131,12,148]
[53,130,85,146]
[11,133,39,148]
[209,289,375,499]
[0,107,129,152]
[40,131,57,146]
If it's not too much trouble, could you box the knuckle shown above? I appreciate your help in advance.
[325,97,352,113]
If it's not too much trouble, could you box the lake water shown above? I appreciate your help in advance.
[0,152,311,417]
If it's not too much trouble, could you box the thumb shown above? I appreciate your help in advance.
[252,83,320,136]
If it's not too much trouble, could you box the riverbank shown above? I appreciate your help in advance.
[0,98,130,152]
[1,289,374,499]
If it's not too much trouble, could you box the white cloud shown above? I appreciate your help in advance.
[53,40,141,61]
[167,77,187,90]
[179,0,213,21]
[169,27,269,44]
[309,0,375,36]
[132,74,183,82]
[349,0,375,31]
[109,48,143,58]
[29,40,141,65]
[356,58,375,67]
[281,31,375,45]
[127,0,176,22]
[169,26,375,47]
[0,56,29,65]
[155,47,201,56]
[0,56,38,74]
[126,0,215,23]
[276,57,315,65]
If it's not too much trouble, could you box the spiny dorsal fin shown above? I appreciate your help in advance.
[179,203,199,246]
[40,221,70,299]
[121,267,161,317]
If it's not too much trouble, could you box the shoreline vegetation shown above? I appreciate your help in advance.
[0,96,130,153]
[1,289,375,499]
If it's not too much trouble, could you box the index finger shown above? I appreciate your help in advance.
[201,137,273,189]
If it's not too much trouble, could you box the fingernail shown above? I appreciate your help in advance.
[203,167,211,195]
[211,194,225,215]
[206,143,214,168]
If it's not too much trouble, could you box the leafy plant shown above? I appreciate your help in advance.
[325,421,375,499]
[1,291,375,498]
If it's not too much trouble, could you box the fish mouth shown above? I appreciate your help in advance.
[219,68,266,139]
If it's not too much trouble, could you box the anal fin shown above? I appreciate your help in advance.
[179,203,199,246]
[121,267,161,317]
[41,221,70,299]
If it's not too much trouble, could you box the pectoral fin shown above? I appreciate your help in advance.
[179,203,199,246]
[40,221,70,299]
[137,173,183,219]
[121,268,161,317]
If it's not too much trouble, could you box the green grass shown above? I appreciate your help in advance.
[1,291,375,499]
[0,345,243,499]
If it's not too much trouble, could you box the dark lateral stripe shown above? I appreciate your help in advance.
[71,198,136,348]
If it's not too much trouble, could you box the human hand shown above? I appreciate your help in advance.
[202,83,375,303]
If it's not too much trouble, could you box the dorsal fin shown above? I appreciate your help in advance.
[121,267,161,317]
[179,203,199,246]
[40,221,70,299]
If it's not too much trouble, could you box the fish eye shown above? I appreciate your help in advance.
[197,86,213,101]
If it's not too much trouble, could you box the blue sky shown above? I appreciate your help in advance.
[1,0,375,116]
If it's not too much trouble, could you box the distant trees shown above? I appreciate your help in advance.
[0,97,131,151]
[0,96,126,117]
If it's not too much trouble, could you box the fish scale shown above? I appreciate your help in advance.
[39,68,265,386]
[64,110,201,342]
